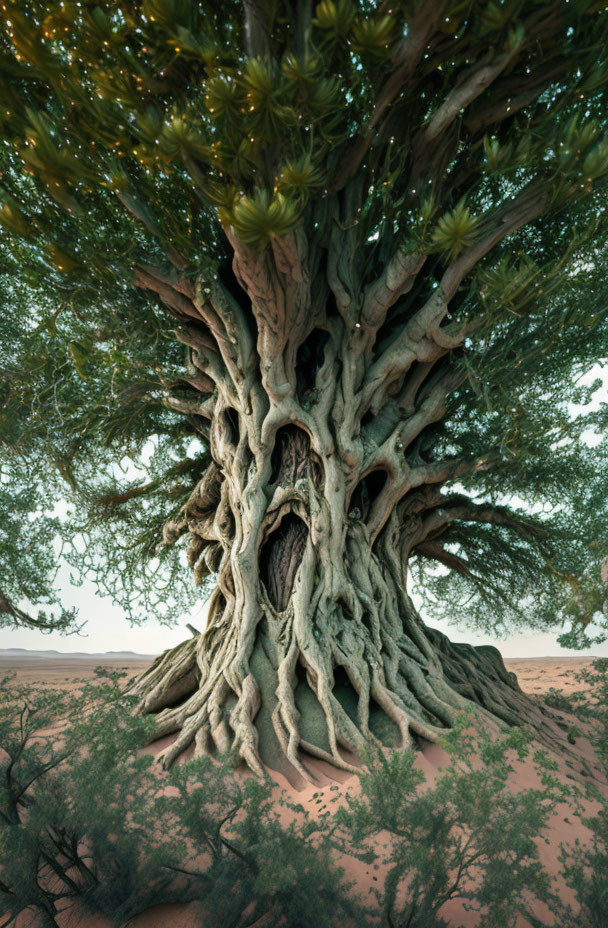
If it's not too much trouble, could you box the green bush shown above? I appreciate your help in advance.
[334,717,568,928]
[0,672,183,926]
[555,659,608,928]
[159,756,365,928]
[0,672,364,928]
[6,671,608,928]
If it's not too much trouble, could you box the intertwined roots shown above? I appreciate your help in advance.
[127,586,573,782]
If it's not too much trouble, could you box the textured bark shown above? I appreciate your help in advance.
[127,220,566,782]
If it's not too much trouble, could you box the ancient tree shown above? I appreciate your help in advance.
[2,0,608,777]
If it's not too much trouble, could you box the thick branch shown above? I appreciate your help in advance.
[135,265,201,321]
[361,183,547,414]
[408,454,478,489]
[225,227,316,401]
[117,192,187,269]
[361,251,426,331]
[410,541,475,577]
[464,60,569,137]
[401,371,466,452]
[163,394,216,420]
[417,498,548,544]
[243,0,271,57]
[418,49,517,147]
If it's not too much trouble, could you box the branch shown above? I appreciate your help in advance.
[225,227,315,400]
[116,192,187,269]
[205,277,256,375]
[408,455,478,490]
[409,3,568,182]
[134,265,201,321]
[163,394,216,420]
[295,0,312,57]
[329,1,444,192]
[396,360,438,415]
[417,497,548,544]
[136,265,233,358]
[361,181,548,413]
[95,482,156,507]
[364,373,465,543]
[360,289,449,413]
[361,251,426,331]
[400,370,466,452]
[173,323,217,353]
[0,592,69,631]
[440,182,548,301]
[418,49,517,148]
[414,541,475,578]
[137,264,251,404]
[464,60,569,137]
[182,372,216,394]
[243,0,271,57]
[173,325,232,391]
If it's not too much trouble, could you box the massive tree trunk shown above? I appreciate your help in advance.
[128,223,560,781]
[130,413,527,778]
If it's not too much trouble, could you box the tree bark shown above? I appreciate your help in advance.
[125,181,578,782]
[127,264,560,780]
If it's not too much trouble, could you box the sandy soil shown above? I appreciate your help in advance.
[4,652,605,928]
[0,655,152,688]
[505,656,597,697]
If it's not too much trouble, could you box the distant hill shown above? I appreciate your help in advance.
[0,648,154,660]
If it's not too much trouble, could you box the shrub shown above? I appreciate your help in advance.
[334,717,567,928]
[556,659,608,928]
[0,672,365,928]
[0,673,185,926]
[159,755,366,928]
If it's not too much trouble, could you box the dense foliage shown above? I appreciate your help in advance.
[1,0,608,647]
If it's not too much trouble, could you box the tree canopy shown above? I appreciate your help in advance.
[1,0,608,649]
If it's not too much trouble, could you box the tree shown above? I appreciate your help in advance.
[2,0,608,778]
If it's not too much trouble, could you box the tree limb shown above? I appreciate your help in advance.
[361,251,426,331]
[329,0,445,192]
[414,541,475,578]
[418,497,548,544]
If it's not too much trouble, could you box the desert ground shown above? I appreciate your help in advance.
[2,648,606,928]
[1,647,598,695]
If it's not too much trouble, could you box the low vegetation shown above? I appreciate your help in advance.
[1,666,608,928]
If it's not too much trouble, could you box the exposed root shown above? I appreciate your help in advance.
[127,584,577,783]
[129,636,199,714]
[128,454,576,782]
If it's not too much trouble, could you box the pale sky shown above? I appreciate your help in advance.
[3,561,608,658]
[3,369,608,660]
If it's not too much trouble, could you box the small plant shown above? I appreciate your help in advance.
[556,659,608,928]
[543,686,591,717]
[334,716,566,928]
[567,725,583,744]
[0,673,367,928]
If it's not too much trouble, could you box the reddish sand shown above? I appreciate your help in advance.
[3,653,606,928]
[0,655,152,688]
